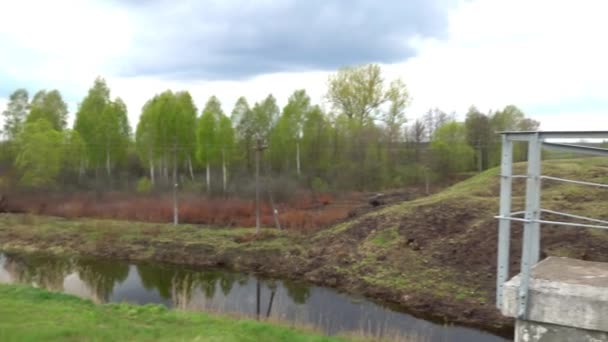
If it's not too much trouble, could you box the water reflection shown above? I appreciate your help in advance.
[0,252,508,342]
[3,253,73,291]
[76,258,129,303]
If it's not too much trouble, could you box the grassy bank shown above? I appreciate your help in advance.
[3,158,608,335]
[0,283,343,341]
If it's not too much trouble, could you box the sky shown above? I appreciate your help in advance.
[1,0,607,131]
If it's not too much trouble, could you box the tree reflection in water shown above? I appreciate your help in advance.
[75,258,128,303]
[3,253,73,292]
[283,280,311,304]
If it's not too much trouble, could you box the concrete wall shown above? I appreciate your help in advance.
[502,257,608,342]
[515,320,608,342]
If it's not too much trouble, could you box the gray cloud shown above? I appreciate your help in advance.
[115,0,454,80]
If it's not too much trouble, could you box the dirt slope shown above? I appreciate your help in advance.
[306,157,608,334]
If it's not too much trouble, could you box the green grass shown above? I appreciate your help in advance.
[0,284,344,342]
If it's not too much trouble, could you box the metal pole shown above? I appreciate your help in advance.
[255,139,261,234]
[173,138,179,225]
[518,132,542,319]
[496,134,513,308]
[256,279,261,320]
[529,134,542,265]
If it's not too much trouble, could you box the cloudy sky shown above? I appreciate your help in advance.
[1,0,607,131]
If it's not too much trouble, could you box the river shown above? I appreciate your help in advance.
[0,252,508,341]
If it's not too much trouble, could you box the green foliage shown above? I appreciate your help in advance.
[465,106,491,171]
[62,129,86,173]
[383,79,410,144]
[136,177,153,194]
[197,96,222,165]
[75,77,132,174]
[135,90,197,185]
[232,97,255,170]
[27,90,68,131]
[252,94,280,139]
[2,88,29,141]
[430,122,475,178]
[1,63,542,193]
[326,64,385,125]
[15,119,64,188]
[270,90,310,172]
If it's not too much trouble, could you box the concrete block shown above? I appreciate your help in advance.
[515,320,608,342]
[502,256,608,332]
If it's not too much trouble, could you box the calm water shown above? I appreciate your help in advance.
[0,252,508,341]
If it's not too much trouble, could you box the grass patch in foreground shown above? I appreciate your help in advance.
[0,284,344,342]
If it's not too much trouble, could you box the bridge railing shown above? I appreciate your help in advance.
[494,131,608,319]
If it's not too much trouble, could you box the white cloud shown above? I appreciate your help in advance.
[397,0,608,127]
[2,0,608,133]
[0,0,132,95]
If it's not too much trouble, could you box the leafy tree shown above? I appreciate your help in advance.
[27,90,68,131]
[15,119,64,188]
[75,77,131,179]
[424,108,453,140]
[135,90,197,187]
[62,129,86,179]
[489,105,540,164]
[197,96,222,194]
[175,91,198,179]
[430,122,475,178]
[135,98,159,184]
[2,88,29,141]
[217,114,235,193]
[251,94,279,140]
[98,98,131,176]
[383,79,410,174]
[300,105,331,184]
[406,119,426,163]
[232,97,255,172]
[270,90,310,175]
[326,64,386,126]
[464,106,491,171]
[383,79,410,143]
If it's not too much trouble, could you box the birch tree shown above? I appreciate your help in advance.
[27,90,68,131]
[74,77,131,180]
[2,89,29,141]
[197,96,222,194]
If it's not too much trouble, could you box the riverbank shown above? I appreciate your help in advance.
[0,213,508,336]
[0,283,344,341]
[4,158,607,337]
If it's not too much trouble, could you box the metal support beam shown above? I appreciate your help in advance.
[496,135,513,309]
[542,142,608,157]
[518,132,542,319]
[501,130,608,141]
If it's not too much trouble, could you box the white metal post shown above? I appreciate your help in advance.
[518,132,542,318]
[528,134,542,265]
[496,134,513,308]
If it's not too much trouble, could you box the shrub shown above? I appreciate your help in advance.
[136,177,153,194]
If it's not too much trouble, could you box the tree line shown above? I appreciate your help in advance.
[0,64,539,194]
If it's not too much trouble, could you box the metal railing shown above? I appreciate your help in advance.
[494,131,608,319]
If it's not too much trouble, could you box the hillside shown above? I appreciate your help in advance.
[2,157,608,336]
[301,157,608,332]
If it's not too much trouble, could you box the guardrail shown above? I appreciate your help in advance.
[494,131,608,319]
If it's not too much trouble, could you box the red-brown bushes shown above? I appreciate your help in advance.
[2,191,356,232]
